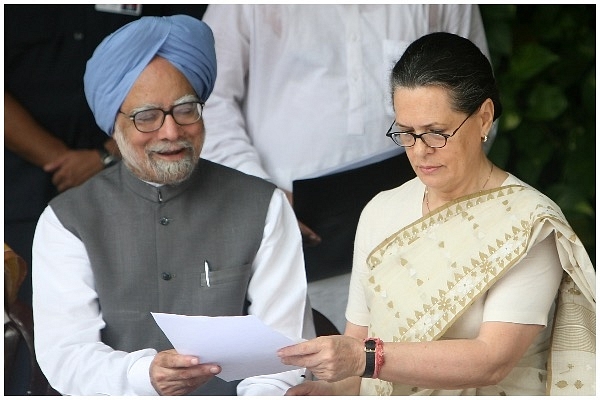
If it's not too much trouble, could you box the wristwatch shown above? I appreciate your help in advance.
[98,148,117,168]
[361,339,376,378]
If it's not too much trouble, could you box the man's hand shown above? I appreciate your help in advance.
[43,149,104,192]
[283,189,321,246]
[285,380,334,396]
[150,349,221,396]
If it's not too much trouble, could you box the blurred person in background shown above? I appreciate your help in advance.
[201,4,494,331]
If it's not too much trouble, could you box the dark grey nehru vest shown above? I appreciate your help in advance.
[50,159,275,395]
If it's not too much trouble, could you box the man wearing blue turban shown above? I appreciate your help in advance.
[84,14,217,136]
[32,15,314,396]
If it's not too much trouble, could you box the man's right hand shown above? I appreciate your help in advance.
[150,349,221,396]
[43,149,104,192]
[285,380,335,396]
[283,189,322,247]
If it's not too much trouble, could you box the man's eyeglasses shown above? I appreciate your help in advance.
[385,110,474,149]
[119,101,204,133]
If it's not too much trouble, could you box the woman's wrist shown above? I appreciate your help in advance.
[361,338,385,379]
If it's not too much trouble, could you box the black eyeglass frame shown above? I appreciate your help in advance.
[118,101,204,133]
[385,109,475,149]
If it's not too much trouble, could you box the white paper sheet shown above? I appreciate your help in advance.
[151,312,302,381]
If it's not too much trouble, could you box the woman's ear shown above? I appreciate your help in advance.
[477,98,495,139]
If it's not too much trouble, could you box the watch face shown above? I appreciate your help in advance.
[100,150,117,167]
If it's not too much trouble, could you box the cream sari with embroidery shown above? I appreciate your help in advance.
[359,184,595,396]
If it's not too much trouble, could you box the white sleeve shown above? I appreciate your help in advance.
[438,5,490,59]
[345,199,376,327]
[237,188,315,395]
[201,4,271,180]
[483,234,564,325]
[32,207,158,396]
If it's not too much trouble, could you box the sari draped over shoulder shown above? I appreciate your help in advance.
[360,185,595,396]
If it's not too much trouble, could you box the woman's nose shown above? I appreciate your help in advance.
[412,137,434,155]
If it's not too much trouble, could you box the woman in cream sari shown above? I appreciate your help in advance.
[278,32,595,396]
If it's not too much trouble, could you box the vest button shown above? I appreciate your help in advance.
[159,217,170,225]
[161,272,172,281]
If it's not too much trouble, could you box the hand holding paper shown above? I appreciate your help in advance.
[152,313,303,381]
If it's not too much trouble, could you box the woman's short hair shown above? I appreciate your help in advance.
[391,32,502,121]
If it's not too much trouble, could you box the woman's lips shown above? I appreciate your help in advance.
[419,165,440,174]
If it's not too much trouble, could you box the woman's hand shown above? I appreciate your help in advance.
[278,335,364,382]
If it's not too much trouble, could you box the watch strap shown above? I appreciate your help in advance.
[361,339,376,378]
[98,148,117,168]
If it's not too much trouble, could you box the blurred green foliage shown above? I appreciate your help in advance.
[480,5,596,264]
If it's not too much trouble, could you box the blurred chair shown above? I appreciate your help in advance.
[4,244,59,395]
[312,308,340,336]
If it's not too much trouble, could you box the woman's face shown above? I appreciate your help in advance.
[392,86,491,196]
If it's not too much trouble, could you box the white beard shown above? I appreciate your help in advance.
[113,127,198,185]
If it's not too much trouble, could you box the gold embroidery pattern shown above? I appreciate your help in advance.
[547,275,596,395]
[367,187,539,344]
[552,277,595,353]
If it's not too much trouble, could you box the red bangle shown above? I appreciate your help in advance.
[372,338,385,379]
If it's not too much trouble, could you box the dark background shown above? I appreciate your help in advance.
[480,4,596,264]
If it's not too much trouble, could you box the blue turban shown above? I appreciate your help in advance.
[84,15,217,136]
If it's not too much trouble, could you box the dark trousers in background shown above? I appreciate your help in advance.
[294,152,415,282]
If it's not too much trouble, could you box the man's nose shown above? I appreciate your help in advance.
[156,115,181,140]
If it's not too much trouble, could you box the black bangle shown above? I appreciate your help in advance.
[361,339,376,378]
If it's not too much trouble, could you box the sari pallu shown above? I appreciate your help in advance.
[360,185,595,396]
